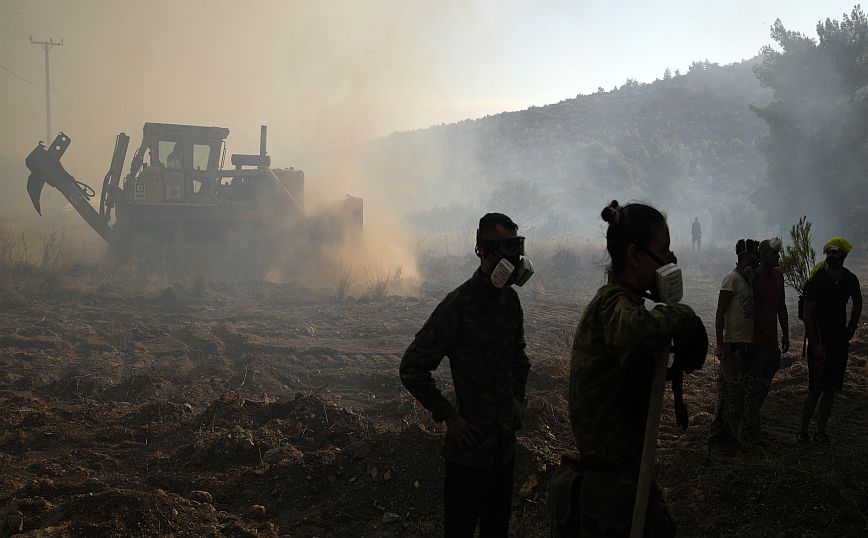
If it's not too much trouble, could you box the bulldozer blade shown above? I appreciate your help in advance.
[27,173,45,215]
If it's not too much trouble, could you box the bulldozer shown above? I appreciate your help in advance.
[25,123,363,254]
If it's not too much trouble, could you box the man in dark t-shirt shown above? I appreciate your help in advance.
[798,238,862,445]
[753,238,789,407]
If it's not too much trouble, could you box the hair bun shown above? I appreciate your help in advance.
[601,200,621,224]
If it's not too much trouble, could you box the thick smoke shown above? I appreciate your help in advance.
[0,2,479,289]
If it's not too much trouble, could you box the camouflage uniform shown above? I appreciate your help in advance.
[400,268,530,537]
[400,268,530,468]
[567,278,694,537]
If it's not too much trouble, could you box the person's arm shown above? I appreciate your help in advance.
[399,293,482,450]
[399,296,460,422]
[802,276,823,357]
[715,290,733,358]
[602,294,696,362]
[778,277,790,353]
[803,300,823,361]
[511,302,531,402]
[848,276,863,341]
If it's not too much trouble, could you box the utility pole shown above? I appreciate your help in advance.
[29,36,63,142]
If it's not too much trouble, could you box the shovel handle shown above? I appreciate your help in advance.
[630,346,670,538]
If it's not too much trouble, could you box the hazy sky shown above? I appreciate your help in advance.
[0,0,859,180]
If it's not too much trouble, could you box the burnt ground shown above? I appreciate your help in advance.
[0,256,867,537]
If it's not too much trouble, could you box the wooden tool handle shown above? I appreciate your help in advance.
[630,347,669,538]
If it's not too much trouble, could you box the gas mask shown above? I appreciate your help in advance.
[826,255,844,269]
[479,235,534,288]
[491,257,535,288]
[643,249,683,304]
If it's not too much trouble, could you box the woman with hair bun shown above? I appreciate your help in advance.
[562,200,703,536]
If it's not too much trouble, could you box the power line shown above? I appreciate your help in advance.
[52,86,90,125]
[0,63,43,87]
[51,87,73,111]
[1,61,90,126]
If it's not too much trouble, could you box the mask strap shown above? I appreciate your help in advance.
[641,247,672,267]
[617,279,655,302]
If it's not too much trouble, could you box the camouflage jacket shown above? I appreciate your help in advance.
[400,268,531,468]
[569,278,694,471]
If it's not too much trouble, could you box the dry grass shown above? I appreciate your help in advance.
[110,325,133,353]
[0,228,30,267]
[178,270,207,298]
[0,225,78,291]
[93,253,177,297]
[0,281,27,308]
[364,264,395,301]
[333,258,357,301]
[0,229,17,266]
[38,227,73,276]
[95,256,135,293]
[144,270,169,296]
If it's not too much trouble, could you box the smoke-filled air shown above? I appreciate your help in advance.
[1,1,867,536]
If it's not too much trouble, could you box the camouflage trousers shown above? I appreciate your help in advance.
[709,343,768,446]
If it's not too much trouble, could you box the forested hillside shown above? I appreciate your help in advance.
[351,59,772,243]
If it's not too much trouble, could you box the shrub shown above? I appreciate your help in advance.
[334,258,356,300]
[780,215,816,297]
[364,264,394,301]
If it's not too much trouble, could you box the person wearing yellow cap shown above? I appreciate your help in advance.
[798,237,862,445]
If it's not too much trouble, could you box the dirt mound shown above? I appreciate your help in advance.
[2,488,268,537]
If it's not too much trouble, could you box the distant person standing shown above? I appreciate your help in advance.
[798,238,862,445]
[709,239,761,451]
[753,238,789,407]
[400,212,533,537]
[691,217,702,251]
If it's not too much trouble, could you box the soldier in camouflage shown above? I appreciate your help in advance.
[564,201,701,537]
[400,212,531,538]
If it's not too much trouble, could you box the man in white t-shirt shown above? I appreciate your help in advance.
[709,239,762,451]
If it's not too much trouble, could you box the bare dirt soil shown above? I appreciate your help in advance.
[1,256,867,537]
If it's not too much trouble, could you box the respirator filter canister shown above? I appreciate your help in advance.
[490,257,534,288]
[655,263,683,304]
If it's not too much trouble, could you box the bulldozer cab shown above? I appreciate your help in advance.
[132,123,228,206]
